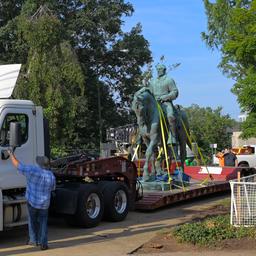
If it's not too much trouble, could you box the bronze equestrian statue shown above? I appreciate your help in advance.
[131,64,190,182]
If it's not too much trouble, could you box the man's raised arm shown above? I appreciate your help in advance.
[8,150,19,168]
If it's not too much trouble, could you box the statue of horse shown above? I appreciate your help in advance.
[131,88,191,182]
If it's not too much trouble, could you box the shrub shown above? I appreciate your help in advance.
[173,214,256,247]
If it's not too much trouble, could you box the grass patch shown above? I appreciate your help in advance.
[216,198,230,208]
[173,214,256,247]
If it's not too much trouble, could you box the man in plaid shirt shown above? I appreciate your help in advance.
[8,151,56,250]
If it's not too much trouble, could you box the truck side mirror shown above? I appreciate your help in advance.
[9,122,22,148]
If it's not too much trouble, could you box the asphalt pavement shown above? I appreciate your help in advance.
[0,194,254,256]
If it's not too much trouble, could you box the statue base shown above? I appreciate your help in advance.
[139,180,172,191]
[138,170,191,191]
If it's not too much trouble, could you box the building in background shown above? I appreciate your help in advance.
[238,112,248,122]
[232,112,256,147]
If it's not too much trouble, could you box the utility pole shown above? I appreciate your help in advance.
[97,82,103,156]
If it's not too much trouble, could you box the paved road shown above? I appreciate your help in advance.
[0,194,254,256]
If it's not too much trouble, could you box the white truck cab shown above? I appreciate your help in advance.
[0,65,46,230]
[0,64,136,231]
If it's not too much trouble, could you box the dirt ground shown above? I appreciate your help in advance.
[134,204,256,255]
[134,235,256,255]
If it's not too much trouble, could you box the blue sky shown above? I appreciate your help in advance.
[123,0,240,119]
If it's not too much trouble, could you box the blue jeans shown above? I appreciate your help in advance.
[27,203,48,247]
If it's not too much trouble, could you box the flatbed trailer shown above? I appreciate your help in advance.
[52,155,256,215]
[135,165,256,210]
[135,181,230,210]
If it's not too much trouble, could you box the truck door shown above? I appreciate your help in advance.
[0,107,36,189]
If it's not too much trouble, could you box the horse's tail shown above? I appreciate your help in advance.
[175,105,191,144]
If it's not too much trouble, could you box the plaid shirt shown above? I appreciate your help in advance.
[18,163,56,209]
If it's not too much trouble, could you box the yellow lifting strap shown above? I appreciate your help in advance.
[130,129,142,178]
[157,147,163,160]
[178,117,200,165]
[137,145,141,177]
[156,103,186,191]
[132,144,140,161]
[196,146,214,185]
[157,104,171,183]
[157,104,178,167]
[179,118,214,185]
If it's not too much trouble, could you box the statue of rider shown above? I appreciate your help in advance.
[148,64,179,145]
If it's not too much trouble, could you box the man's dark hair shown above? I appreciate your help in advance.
[36,156,50,169]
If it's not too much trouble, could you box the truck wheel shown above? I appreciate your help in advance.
[102,182,129,222]
[239,163,250,177]
[74,184,104,228]
[238,162,249,167]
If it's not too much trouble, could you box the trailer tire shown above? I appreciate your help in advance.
[239,163,252,177]
[241,167,256,177]
[102,182,129,222]
[71,184,104,228]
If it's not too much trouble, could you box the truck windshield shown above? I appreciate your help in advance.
[0,113,28,147]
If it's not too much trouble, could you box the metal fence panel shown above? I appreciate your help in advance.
[230,174,256,226]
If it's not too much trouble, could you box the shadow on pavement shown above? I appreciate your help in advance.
[0,193,230,256]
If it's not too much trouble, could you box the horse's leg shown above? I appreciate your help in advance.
[155,151,166,176]
[149,144,158,178]
[143,141,157,181]
[143,147,152,182]
[142,137,150,181]
[150,150,156,178]
[143,126,159,181]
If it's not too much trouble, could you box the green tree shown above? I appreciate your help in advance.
[15,4,86,152]
[0,0,152,153]
[202,0,256,138]
[185,104,235,158]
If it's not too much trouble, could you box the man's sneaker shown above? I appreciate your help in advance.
[40,245,49,250]
[26,241,38,246]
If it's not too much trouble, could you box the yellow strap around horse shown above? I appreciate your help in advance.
[157,104,171,183]
[156,103,186,191]
[132,144,141,177]
[157,147,163,160]
[135,144,141,177]
[159,106,186,191]
[179,118,214,185]
[132,144,140,161]
[157,104,179,167]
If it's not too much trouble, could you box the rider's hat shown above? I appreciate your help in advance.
[156,63,166,71]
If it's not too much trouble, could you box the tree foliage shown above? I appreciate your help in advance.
[185,104,235,157]
[0,0,152,153]
[202,0,256,138]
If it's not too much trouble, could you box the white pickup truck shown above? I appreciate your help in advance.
[213,145,256,167]
[233,145,256,167]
